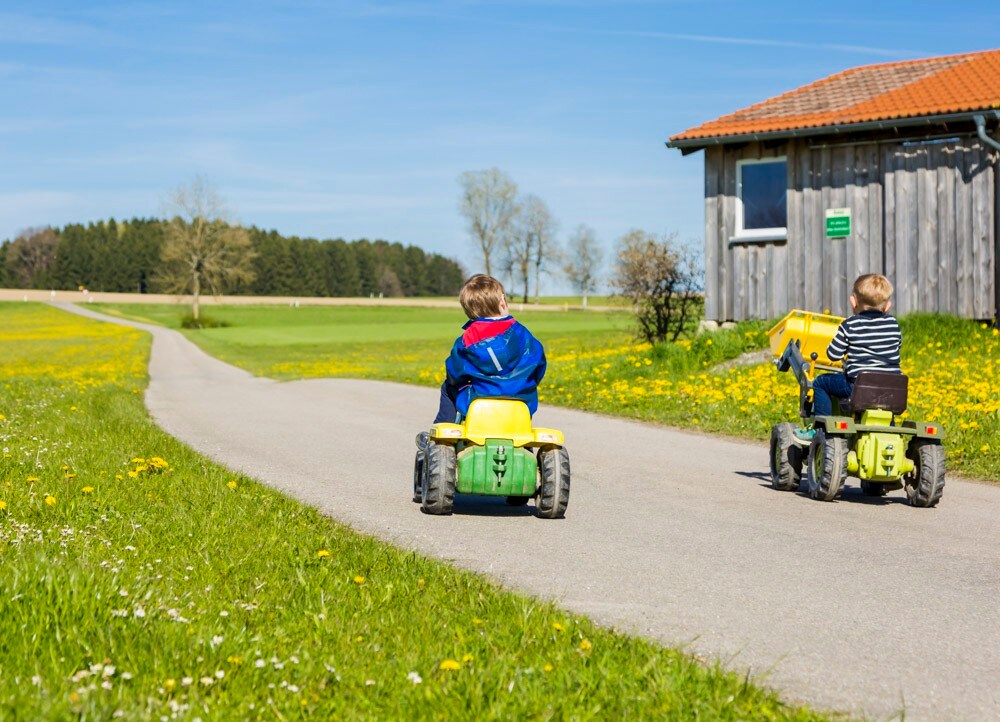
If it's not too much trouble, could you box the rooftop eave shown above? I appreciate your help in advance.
[666,108,1000,153]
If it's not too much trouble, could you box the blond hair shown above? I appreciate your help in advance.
[853,273,893,310]
[459,274,506,319]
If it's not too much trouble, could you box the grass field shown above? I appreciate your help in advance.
[98,302,1000,482]
[0,302,828,720]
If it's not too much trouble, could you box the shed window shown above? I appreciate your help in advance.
[736,158,787,240]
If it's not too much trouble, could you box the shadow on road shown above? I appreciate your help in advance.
[442,494,536,518]
[737,470,909,506]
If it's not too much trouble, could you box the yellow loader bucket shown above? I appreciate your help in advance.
[768,310,844,368]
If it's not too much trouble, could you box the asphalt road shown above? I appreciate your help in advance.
[59,303,1000,721]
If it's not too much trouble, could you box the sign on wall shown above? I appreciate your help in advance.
[825,208,851,238]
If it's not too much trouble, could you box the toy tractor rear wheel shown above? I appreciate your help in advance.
[536,446,570,519]
[807,429,848,502]
[905,441,945,508]
[769,422,803,491]
[412,450,424,503]
[421,441,456,515]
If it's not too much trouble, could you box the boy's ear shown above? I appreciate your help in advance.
[849,295,858,311]
[884,300,893,313]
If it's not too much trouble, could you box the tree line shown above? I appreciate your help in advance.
[0,218,464,299]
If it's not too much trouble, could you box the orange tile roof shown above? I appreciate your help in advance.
[670,49,1000,144]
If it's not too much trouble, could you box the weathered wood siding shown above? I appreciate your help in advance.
[703,138,997,320]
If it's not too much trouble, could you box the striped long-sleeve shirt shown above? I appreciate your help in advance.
[826,309,902,379]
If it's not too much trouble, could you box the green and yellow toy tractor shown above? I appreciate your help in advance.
[768,310,945,506]
[413,398,570,518]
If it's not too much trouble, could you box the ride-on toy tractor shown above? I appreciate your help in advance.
[413,398,570,518]
[768,310,945,506]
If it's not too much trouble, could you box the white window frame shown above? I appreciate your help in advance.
[734,157,787,242]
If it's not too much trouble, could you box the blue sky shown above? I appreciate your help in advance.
[3,1,999,288]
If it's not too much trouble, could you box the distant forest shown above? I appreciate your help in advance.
[0,218,465,297]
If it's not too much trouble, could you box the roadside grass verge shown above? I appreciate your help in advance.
[0,303,828,720]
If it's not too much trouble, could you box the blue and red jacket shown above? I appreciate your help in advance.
[445,316,547,415]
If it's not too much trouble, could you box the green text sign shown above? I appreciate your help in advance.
[825,208,851,238]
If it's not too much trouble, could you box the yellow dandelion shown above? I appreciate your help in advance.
[227,480,237,490]
[543,663,553,672]
[115,474,123,480]
[316,549,330,558]
[65,473,76,479]
[62,465,69,471]
[45,495,57,506]
[353,576,365,584]
[462,654,474,663]
[227,656,242,665]
[439,659,461,671]
[128,471,138,478]
[82,486,94,493]
[579,639,592,652]
[26,476,38,482]
[0,500,7,511]
[981,444,991,452]
[552,622,564,632]
[131,458,145,464]
[472,617,484,625]
[163,678,176,692]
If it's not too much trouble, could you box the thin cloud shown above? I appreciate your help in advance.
[616,30,918,58]
[525,23,918,58]
[0,12,114,46]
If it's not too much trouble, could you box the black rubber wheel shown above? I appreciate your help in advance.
[536,446,570,519]
[769,423,803,491]
[421,441,456,515]
[905,441,945,508]
[859,480,889,497]
[412,450,424,503]
[505,496,531,506]
[806,429,848,502]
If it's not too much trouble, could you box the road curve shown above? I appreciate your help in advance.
[58,303,1000,721]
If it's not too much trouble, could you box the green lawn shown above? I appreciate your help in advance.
[0,303,829,720]
[98,302,1000,482]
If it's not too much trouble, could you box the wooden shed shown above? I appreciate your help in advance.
[668,49,1000,322]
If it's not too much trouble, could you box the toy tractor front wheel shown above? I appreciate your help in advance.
[905,441,945,508]
[769,423,803,491]
[807,429,848,502]
[536,446,570,519]
[421,441,457,515]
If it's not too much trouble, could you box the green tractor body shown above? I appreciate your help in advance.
[767,310,946,506]
[456,439,538,496]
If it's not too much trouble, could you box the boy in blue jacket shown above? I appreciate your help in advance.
[426,274,547,429]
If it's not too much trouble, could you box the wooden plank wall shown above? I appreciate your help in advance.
[704,138,996,321]
[883,140,996,317]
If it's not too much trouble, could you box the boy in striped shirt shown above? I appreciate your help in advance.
[800,274,901,436]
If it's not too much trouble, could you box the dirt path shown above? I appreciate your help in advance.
[58,302,1000,721]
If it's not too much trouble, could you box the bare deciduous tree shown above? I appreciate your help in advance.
[4,227,59,288]
[521,194,558,303]
[458,168,518,277]
[563,224,602,309]
[156,177,256,323]
[611,230,702,344]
